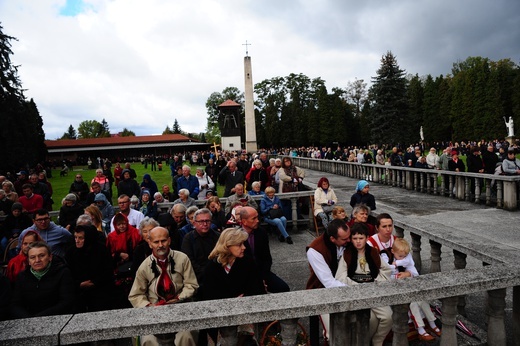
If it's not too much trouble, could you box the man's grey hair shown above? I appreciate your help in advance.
[139,217,160,235]
[193,208,211,220]
[76,214,93,226]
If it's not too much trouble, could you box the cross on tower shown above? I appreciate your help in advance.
[242,40,251,56]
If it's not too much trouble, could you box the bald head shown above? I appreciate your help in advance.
[148,227,171,258]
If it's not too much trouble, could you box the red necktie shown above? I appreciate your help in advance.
[157,259,176,302]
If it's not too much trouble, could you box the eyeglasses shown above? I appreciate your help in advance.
[195,220,211,224]
[34,217,50,222]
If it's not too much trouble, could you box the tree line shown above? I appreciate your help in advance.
[207,53,520,148]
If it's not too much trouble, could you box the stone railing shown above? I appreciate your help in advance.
[1,263,518,345]
[287,156,520,211]
[157,190,315,232]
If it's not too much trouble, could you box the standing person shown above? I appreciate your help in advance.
[482,143,499,175]
[278,157,305,193]
[102,164,114,200]
[268,158,282,188]
[19,184,43,215]
[219,160,244,197]
[240,206,289,293]
[202,228,265,345]
[11,241,75,318]
[466,146,484,196]
[205,158,219,185]
[117,169,141,199]
[195,167,215,200]
[129,227,198,346]
[113,163,123,188]
[314,177,338,229]
[236,152,251,177]
[306,219,351,341]
[140,173,159,197]
[246,159,268,191]
[335,223,393,346]
[37,172,54,211]
[69,174,89,207]
[176,165,200,199]
[91,169,111,197]
[29,173,51,211]
[124,163,137,180]
[426,148,439,169]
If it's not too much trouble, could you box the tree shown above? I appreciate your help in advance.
[99,118,110,137]
[172,119,181,134]
[345,78,367,118]
[0,24,47,172]
[368,51,409,145]
[60,124,77,140]
[77,120,103,139]
[120,128,135,136]
[162,125,173,135]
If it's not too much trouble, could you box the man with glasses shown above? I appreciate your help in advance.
[181,208,219,284]
[17,209,72,258]
[109,194,144,232]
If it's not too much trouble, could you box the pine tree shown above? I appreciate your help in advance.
[368,51,409,146]
[172,119,181,134]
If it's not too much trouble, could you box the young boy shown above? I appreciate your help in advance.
[389,238,442,341]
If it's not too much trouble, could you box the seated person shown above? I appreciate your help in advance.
[224,183,258,215]
[58,193,84,231]
[161,184,175,202]
[347,204,376,236]
[248,181,266,196]
[1,202,33,256]
[130,217,159,277]
[173,188,196,208]
[205,196,226,232]
[5,230,42,284]
[85,181,110,206]
[314,177,338,229]
[179,206,199,241]
[93,193,115,233]
[138,189,158,219]
[11,241,75,318]
[260,186,292,244]
[65,225,114,312]
[388,238,441,341]
[331,206,348,224]
[18,183,43,215]
[350,180,376,213]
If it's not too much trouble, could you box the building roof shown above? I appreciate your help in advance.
[218,99,241,108]
[45,134,210,154]
[45,134,193,149]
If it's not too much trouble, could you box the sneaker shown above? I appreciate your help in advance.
[278,235,286,242]
[286,236,293,244]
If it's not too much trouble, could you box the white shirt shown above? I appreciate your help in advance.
[110,208,145,232]
[307,247,347,288]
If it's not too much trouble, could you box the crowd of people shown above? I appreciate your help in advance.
[2,140,518,344]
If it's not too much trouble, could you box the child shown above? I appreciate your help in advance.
[390,238,442,341]
[336,223,392,346]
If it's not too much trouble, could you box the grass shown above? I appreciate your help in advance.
[47,162,222,207]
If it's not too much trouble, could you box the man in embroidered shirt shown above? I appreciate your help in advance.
[129,226,198,345]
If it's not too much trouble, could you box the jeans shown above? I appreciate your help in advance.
[264,216,289,238]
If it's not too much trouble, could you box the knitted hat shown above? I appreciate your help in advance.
[356,180,369,192]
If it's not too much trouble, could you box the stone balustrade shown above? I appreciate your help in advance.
[287,156,520,210]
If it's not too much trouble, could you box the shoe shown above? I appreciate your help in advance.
[278,235,285,242]
[286,236,293,244]
[418,332,435,341]
[429,326,441,337]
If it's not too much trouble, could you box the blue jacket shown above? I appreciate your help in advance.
[260,195,283,217]
[177,175,200,199]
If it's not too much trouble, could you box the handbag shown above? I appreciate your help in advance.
[322,204,334,213]
[268,208,284,219]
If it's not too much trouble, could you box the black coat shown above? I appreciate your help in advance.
[219,168,245,197]
[243,227,273,281]
[11,259,75,318]
[202,257,264,301]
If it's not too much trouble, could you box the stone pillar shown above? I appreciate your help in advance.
[290,197,298,232]
[392,304,410,345]
[513,286,520,345]
[503,181,518,211]
[453,250,467,316]
[243,56,257,153]
[430,240,442,273]
[487,288,507,346]
[411,233,422,273]
[440,296,458,346]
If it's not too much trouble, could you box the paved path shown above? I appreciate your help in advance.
[267,168,519,345]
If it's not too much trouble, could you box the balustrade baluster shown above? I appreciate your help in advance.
[392,304,410,346]
[487,288,507,345]
[411,233,422,273]
[440,296,458,346]
[453,250,467,316]
[475,178,481,203]
[465,177,470,201]
[430,240,442,273]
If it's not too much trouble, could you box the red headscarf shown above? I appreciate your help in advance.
[5,231,42,284]
[106,213,142,258]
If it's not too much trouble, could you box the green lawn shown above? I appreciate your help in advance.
[47,162,221,207]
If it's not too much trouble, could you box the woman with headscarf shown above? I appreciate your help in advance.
[65,225,114,312]
[117,169,141,198]
[138,189,158,218]
[278,157,305,193]
[93,193,115,232]
[314,177,338,229]
[350,180,376,212]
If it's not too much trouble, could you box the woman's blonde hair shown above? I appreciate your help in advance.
[332,206,346,219]
[208,228,249,266]
[392,237,410,255]
[84,205,103,230]
[264,186,276,194]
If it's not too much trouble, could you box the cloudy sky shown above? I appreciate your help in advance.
[1,0,519,140]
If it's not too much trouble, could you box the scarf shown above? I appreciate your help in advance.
[30,262,51,280]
